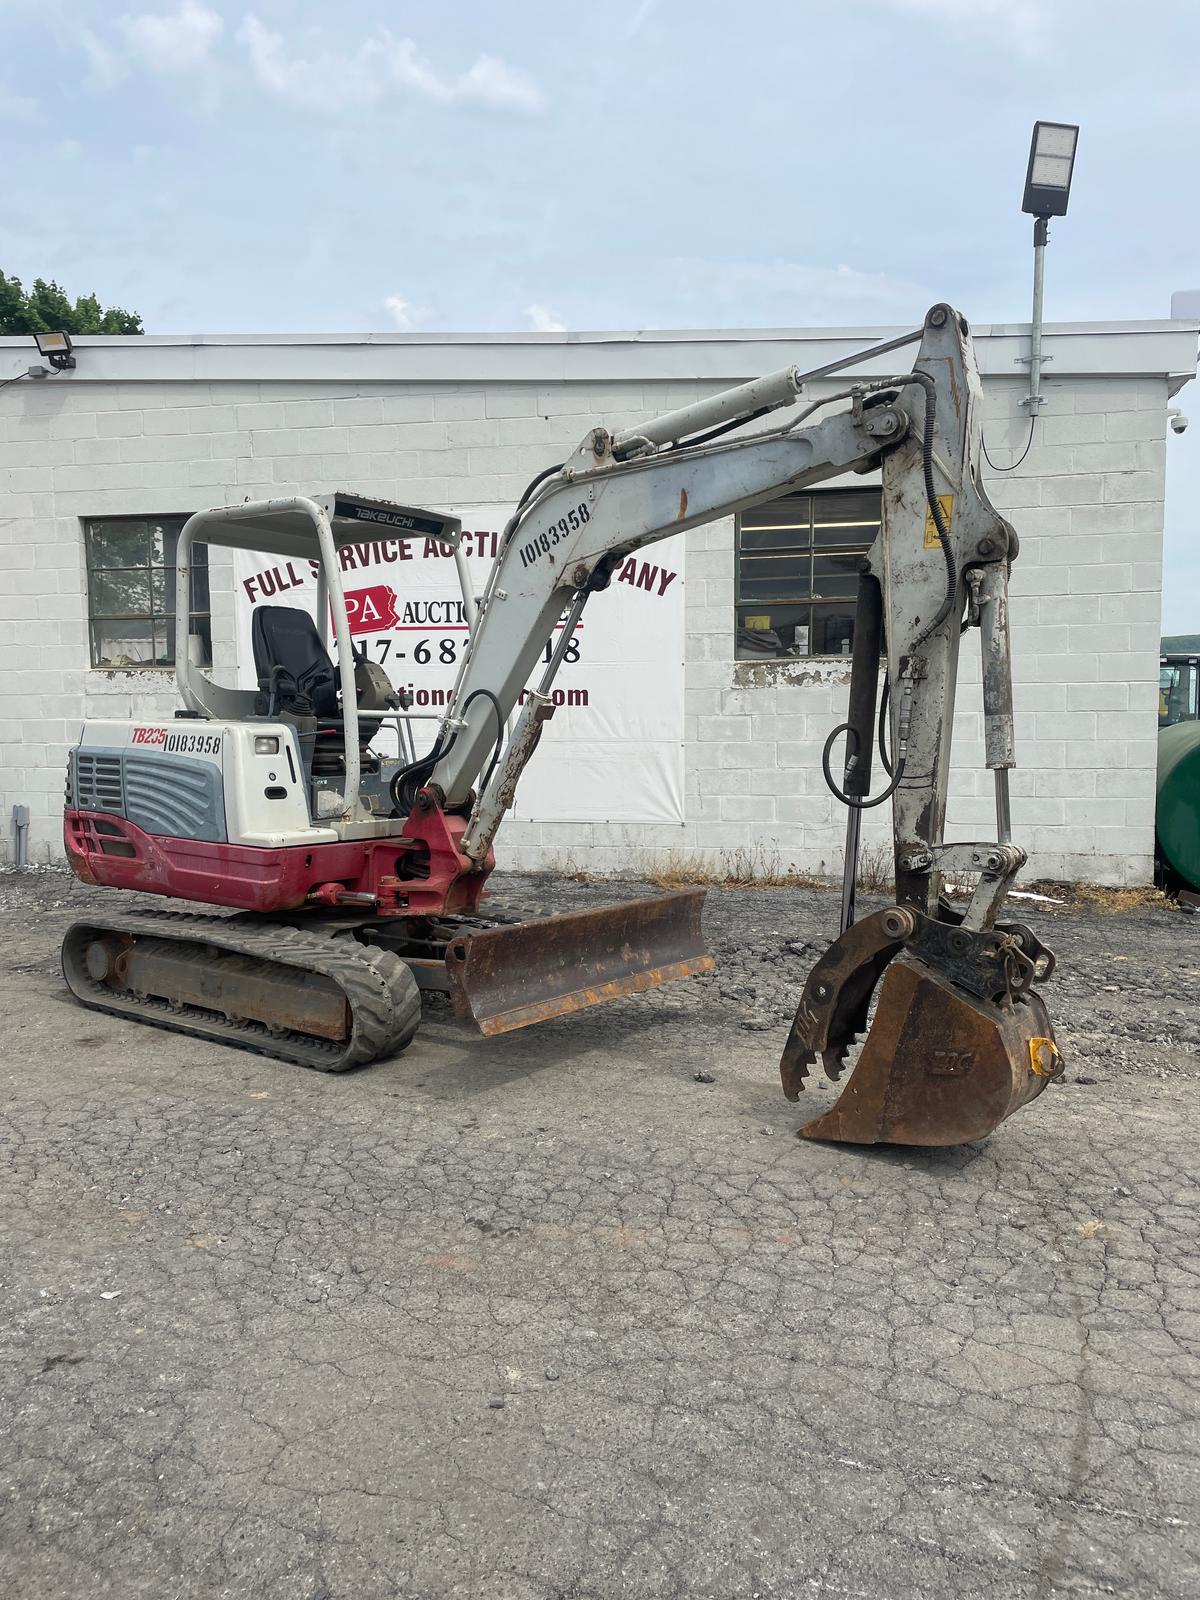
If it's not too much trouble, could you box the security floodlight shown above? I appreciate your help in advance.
[1022,121,1078,218]
[1019,120,1079,414]
[33,330,75,371]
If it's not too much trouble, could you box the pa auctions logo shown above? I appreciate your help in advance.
[345,585,401,636]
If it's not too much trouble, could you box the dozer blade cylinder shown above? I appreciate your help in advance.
[797,957,1060,1147]
[444,890,713,1036]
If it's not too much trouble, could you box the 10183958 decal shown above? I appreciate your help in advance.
[518,502,590,569]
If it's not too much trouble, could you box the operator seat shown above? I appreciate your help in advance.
[251,606,339,718]
[251,606,380,776]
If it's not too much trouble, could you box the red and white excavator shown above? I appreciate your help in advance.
[62,304,1063,1146]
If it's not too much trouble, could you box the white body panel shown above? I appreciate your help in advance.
[77,719,339,846]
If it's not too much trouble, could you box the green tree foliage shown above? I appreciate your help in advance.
[0,270,143,335]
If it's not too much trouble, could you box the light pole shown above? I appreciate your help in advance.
[1020,121,1079,414]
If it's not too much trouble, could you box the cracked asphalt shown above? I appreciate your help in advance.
[1,868,1198,1600]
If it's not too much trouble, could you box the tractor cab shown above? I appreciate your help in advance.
[1159,654,1199,729]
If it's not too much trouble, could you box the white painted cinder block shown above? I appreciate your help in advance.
[0,327,1186,883]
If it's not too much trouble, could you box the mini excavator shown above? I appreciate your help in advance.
[62,304,1063,1145]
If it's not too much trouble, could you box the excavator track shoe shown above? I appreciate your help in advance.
[795,957,1061,1147]
[444,889,713,1036]
[62,911,421,1071]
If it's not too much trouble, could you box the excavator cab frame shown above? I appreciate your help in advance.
[171,493,479,822]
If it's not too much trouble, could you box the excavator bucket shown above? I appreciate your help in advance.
[780,906,1063,1148]
[795,958,1060,1146]
[443,889,713,1036]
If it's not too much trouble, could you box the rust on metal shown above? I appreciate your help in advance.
[444,889,713,1036]
[87,934,351,1041]
[488,701,555,824]
[677,487,689,520]
[780,906,913,1097]
[796,956,1061,1147]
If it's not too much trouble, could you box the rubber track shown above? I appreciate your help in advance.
[61,909,422,1072]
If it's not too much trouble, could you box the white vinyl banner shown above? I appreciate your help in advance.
[231,507,685,824]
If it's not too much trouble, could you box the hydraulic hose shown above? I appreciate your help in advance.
[822,570,905,810]
[822,722,906,810]
[388,689,506,819]
[388,726,459,816]
[462,687,506,796]
[878,674,894,779]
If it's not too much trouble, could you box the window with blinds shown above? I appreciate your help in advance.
[734,487,881,660]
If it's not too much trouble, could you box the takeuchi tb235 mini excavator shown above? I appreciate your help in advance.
[62,304,1064,1146]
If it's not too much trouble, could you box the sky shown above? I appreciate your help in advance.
[1,0,1197,627]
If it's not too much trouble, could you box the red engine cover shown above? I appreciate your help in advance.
[63,807,491,918]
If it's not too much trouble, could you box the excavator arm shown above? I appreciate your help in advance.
[405,302,1062,1145]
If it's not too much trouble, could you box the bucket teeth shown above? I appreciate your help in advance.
[822,1044,851,1082]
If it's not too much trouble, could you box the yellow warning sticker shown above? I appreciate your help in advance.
[744,615,771,630]
[923,494,953,548]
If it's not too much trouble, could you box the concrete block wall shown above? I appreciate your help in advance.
[0,362,1170,883]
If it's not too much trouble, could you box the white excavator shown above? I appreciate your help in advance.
[61,304,1063,1146]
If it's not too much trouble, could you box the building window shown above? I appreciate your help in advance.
[735,487,881,660]
[84,517,210,669]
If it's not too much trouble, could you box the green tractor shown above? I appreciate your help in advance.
[1158,647,1200,900]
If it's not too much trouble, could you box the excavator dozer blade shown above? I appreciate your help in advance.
[796,956,1060,1147]
[443,889,713,1036]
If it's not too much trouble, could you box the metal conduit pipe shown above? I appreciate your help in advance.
[12,804,30,867]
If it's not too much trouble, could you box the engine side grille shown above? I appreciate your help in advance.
[124,755,226,843]
[73,751,126,817]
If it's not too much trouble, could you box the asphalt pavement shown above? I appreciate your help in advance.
[1,869,1197,1599]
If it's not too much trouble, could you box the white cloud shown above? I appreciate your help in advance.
[57,138,83,159]
[237,16,545,115]
[626,0,659,39]
[455,55,544,114]
[79,29,124,87]
[0,87,37,119]
[122,2,224,73]
[78,3,223,85]
[381,37,453,103]
[75,11,544,115]
[237,15,325,102]
[525,303,567,333]
[656,257,932,327]
[383,295,427,331]
[865,0,1050,52]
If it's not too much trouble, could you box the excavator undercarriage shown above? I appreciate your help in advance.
[61,888,713,1067]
